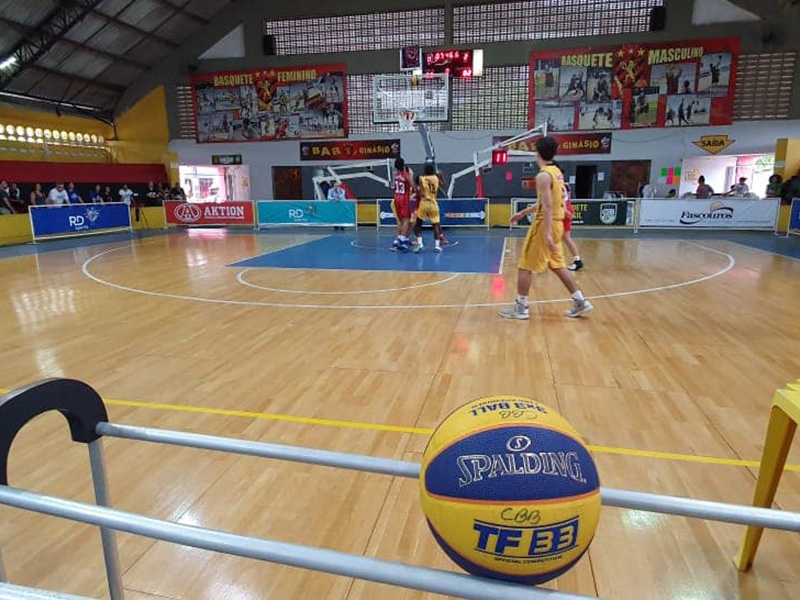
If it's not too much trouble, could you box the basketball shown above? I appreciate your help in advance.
[419,396,601,584]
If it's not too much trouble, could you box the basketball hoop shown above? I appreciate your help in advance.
[398,110,418,132]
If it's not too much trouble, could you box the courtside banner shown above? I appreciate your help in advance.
[30,203,131,240]
[164,201,254,226]
[494,133,612,155]
[639,199,779,229]
[511,199,631,228]
[378,199,488,227]
[257,200,356,227]
[789,198,800,231]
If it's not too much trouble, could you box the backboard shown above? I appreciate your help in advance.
[372,73,450,124]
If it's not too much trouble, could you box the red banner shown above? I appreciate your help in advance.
[529,37,740,131]
[300,139,401,161]
[191,64,347,143]
[164,201,255,226]
[493,133,612,156]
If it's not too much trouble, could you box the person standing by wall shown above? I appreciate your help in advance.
[327,181,347,231]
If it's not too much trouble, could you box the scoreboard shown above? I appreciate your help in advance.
[401,47,484,78]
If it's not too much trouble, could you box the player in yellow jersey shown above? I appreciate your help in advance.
[413,163,445,253]
[500,137,593,320]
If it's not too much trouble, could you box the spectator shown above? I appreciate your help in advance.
[667,188,677,198]
[102,186,114,203]
[47,182,69,205]
[781,173,800,205]
[0,181,12,214]
[8,183,26,213]
[170,182,186,201]
[88,184,103,203]
[727,177,749,196]
[118,184,134,206]
[766,174,783,197]
[30,183,44,206]
[695,176,714,199]
[327,181,347,231]
[145,181,161,206]
[66,182,83,204]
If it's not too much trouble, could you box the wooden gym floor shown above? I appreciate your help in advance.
[0,229,799,600]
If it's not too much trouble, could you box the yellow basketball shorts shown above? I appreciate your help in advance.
[518,220,566,273]
[416,200,440,224]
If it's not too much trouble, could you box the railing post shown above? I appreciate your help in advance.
[0,379,119,598]
[0,546,6,582]
[88,440,124,600]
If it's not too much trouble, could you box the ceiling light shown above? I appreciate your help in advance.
[0,56,17,70]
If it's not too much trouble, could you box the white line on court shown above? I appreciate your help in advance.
[348,240,461,250]
[80,241,735,310]
[236,268,461,295]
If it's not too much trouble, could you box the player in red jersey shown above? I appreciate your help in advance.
[562,182,583,271]
[391,158,414,251]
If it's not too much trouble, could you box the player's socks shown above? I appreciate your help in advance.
[517,294,529,308]
[571,290,585,302]
[434,239,442,253]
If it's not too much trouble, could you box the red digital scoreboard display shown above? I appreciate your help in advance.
[423,50,477,78]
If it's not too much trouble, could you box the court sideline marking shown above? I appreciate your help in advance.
[81,241,735,310]
[2,387,795,473]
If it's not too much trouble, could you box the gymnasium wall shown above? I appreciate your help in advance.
[170,119,800,200]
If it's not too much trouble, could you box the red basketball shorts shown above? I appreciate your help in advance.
[394,196,411,220]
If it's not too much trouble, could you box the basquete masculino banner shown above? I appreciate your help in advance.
[529,37,739,131]
[257,201,356,227]
[30,203,131,238]
[511,199,632,227]
[164,201,255,226]
[191,64,347,143]
[639,199,778,229]
[378,199,487,226]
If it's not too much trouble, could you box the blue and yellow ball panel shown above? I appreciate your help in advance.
[420,396,601,584]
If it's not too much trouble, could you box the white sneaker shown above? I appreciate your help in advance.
[414,244,423,253]
[565,299,594,318]
[499,301,530,320]
[434,245,442,253]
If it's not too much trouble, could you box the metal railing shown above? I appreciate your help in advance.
[1,379,798,600]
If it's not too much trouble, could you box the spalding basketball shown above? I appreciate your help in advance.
[420,396,601,584]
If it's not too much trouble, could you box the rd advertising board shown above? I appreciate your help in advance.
[638,199,779,229]
[164,201,255,227]
[29,203,131,241]
[377,199,488,227]
[257,201,357,227]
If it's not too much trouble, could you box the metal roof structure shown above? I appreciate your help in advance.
[0,0,233,121]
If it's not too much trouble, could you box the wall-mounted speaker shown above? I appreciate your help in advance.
[263,34,276,56]
[649,6,666,31]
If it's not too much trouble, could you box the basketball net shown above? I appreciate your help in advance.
[398,110,418,132]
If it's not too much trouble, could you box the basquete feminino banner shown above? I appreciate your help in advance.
[191,64,347,143]
[30,203,131,239]
[639,199,779,229]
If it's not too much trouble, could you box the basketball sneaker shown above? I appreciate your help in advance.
[567,259,584,271]
[499,300,530,320]
[565,299,593,318]
[414,244,423,254]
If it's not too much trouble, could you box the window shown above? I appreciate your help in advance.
[452,66,529,130]
[262,9,445,56]
[453,0,663,43]
[175,84,197,139]
[734,52,796,121]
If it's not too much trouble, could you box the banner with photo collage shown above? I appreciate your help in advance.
[191,65,347,143]
[529,38,739,132]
